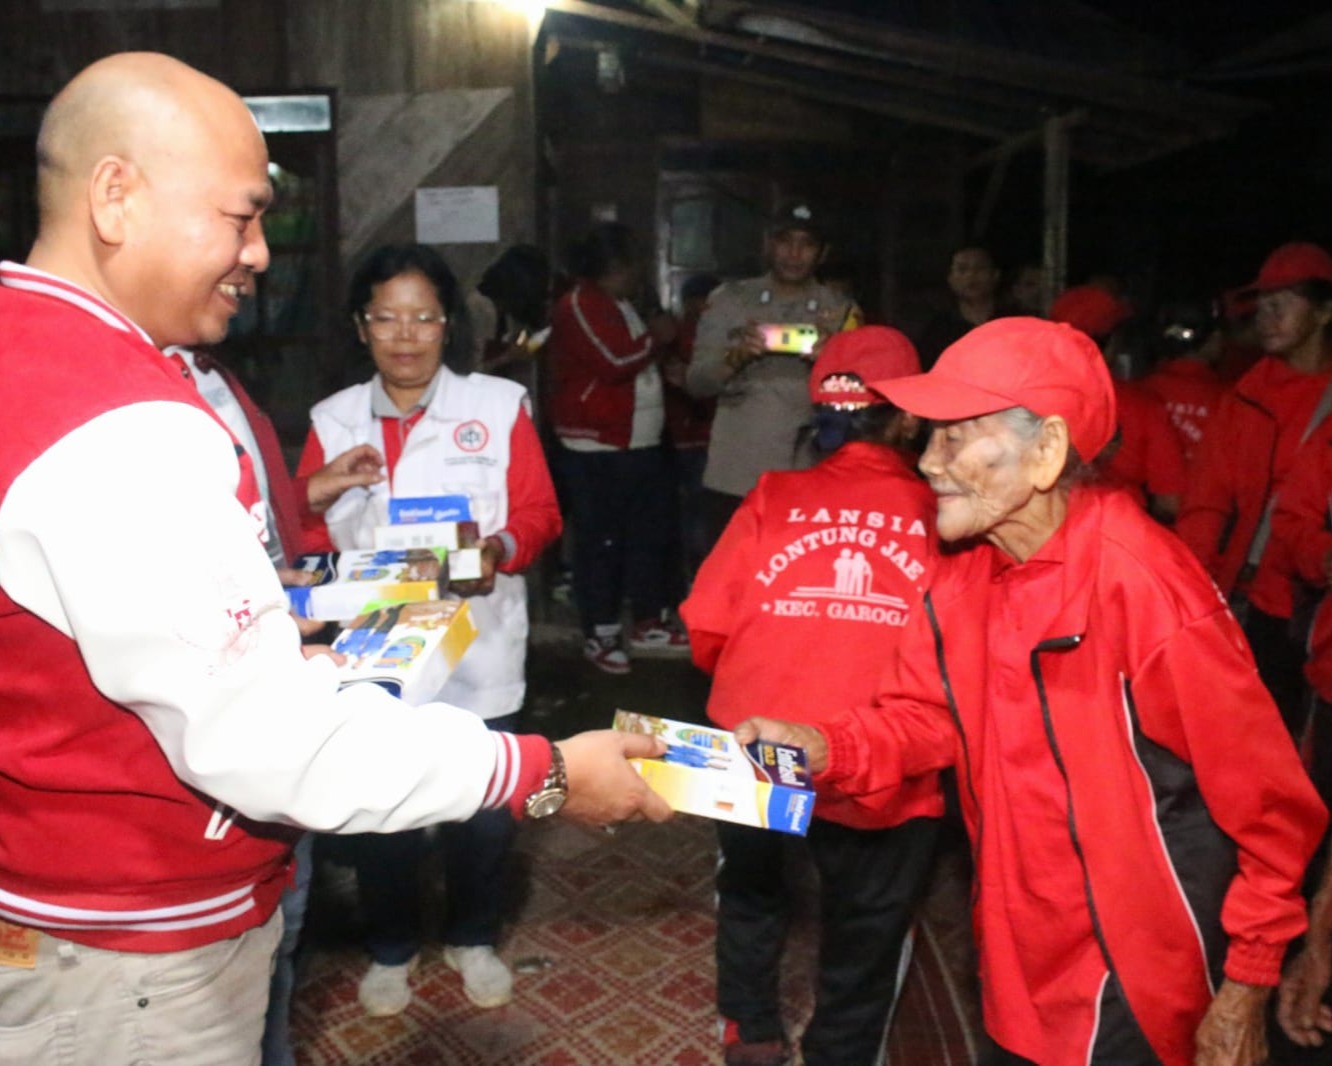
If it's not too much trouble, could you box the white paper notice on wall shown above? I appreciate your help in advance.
[415,186,500,245]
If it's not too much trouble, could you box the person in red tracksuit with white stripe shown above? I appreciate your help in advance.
[682,327,942,1066]
[738,318,1325,1066]
[547,222,689,673]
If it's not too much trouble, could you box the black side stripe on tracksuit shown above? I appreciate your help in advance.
[1118,678,1234,992]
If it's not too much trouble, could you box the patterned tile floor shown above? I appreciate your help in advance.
[288,628,981,1064]
[292,816,979,1065]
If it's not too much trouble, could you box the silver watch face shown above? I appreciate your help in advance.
[525,790,566,819]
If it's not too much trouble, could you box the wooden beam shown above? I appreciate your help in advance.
[625,0,698,28]
[555,35,1015,141]
[545,2,1057,134]
[971,149,1012,242]
[966,111,1086,171]
[703,0,1255,130]
[1042,113,1073,309]
[543,0,1247,166]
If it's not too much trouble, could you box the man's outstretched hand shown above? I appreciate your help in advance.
[556,730,673,826]
[306,444,385,514]
[733,717,829,773]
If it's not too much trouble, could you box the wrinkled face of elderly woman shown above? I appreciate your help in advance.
[918,412,1047,546]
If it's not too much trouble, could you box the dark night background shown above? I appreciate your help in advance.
[756,0,1332,300]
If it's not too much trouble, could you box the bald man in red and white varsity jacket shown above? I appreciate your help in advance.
[0,52,664,1065]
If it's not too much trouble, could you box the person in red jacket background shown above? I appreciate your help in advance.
[1049,284,1187,521]
[1140,299,1228,469]
[547,222,687,673]
[1271,419,1332,795]
[681,327,941,1066]
[736,318,1325,1066]
[1176,241,1332,738]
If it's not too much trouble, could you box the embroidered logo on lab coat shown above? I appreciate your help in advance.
[454,420,490,453]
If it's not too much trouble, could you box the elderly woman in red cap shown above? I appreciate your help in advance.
[739,317,1325,1066]
[1177,242,1332,740]
[682,326,942,1066]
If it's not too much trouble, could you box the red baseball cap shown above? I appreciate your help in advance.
[1048,285,1133,340]
[809,326,920,407]
[1245,242,1332,294]
[871,317,1117,461]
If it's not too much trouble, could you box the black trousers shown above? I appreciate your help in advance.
[697,487,743,560]
[1243,605,1309,739]
[351,712,520,963]
[715,815,939,1066]
[556,445,675,634]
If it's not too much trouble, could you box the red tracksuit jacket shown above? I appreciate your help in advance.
[1140,358,1227,468]
[681,441,942,830]
[1270,423,1332,701]
[819,487,1324,1063]
[1099,380,1187,506]
[1177,355,1332,616]
[547,281,657,448]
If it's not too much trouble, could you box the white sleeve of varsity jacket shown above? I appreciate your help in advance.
[0,401,522,833]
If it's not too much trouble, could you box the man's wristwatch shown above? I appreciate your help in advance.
[523,743,568,819]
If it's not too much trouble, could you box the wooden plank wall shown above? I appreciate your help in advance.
[0,0,286,95]
[283,0,539,285]
[286,0,533,95]
[0,0,538,286]
[0,0,534,98]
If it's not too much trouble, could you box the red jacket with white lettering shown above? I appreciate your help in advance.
[1099,380,1187,505]
[547,281,658,448]
[1140,358,1227,468]
[680,441,943,830]
[818,487,1324,1064]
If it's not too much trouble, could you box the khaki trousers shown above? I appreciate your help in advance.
[0,909,281,1066]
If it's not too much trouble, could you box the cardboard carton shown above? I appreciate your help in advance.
[612,711,815,835]
[285,548,446,621]
[371,497,484,582]
[333,599,478,704]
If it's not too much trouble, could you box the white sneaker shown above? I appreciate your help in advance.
[443,944,513,1008]
[627,612,691,656]
[583,634,631,675]
[357,957,417,1017]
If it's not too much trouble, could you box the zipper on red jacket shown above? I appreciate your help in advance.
[925,593,984,908]
[1031,634,1154,1053]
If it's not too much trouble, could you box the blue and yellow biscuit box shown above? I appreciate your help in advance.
[332,599,478,705]
[613,710,815,835]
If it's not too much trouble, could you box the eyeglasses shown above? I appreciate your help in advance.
[360,310,448,340]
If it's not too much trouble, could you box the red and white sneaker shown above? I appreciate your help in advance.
[584,633,631,675]
[628,613,690,656]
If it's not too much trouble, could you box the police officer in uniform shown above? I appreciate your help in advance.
[687,201,860,548]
